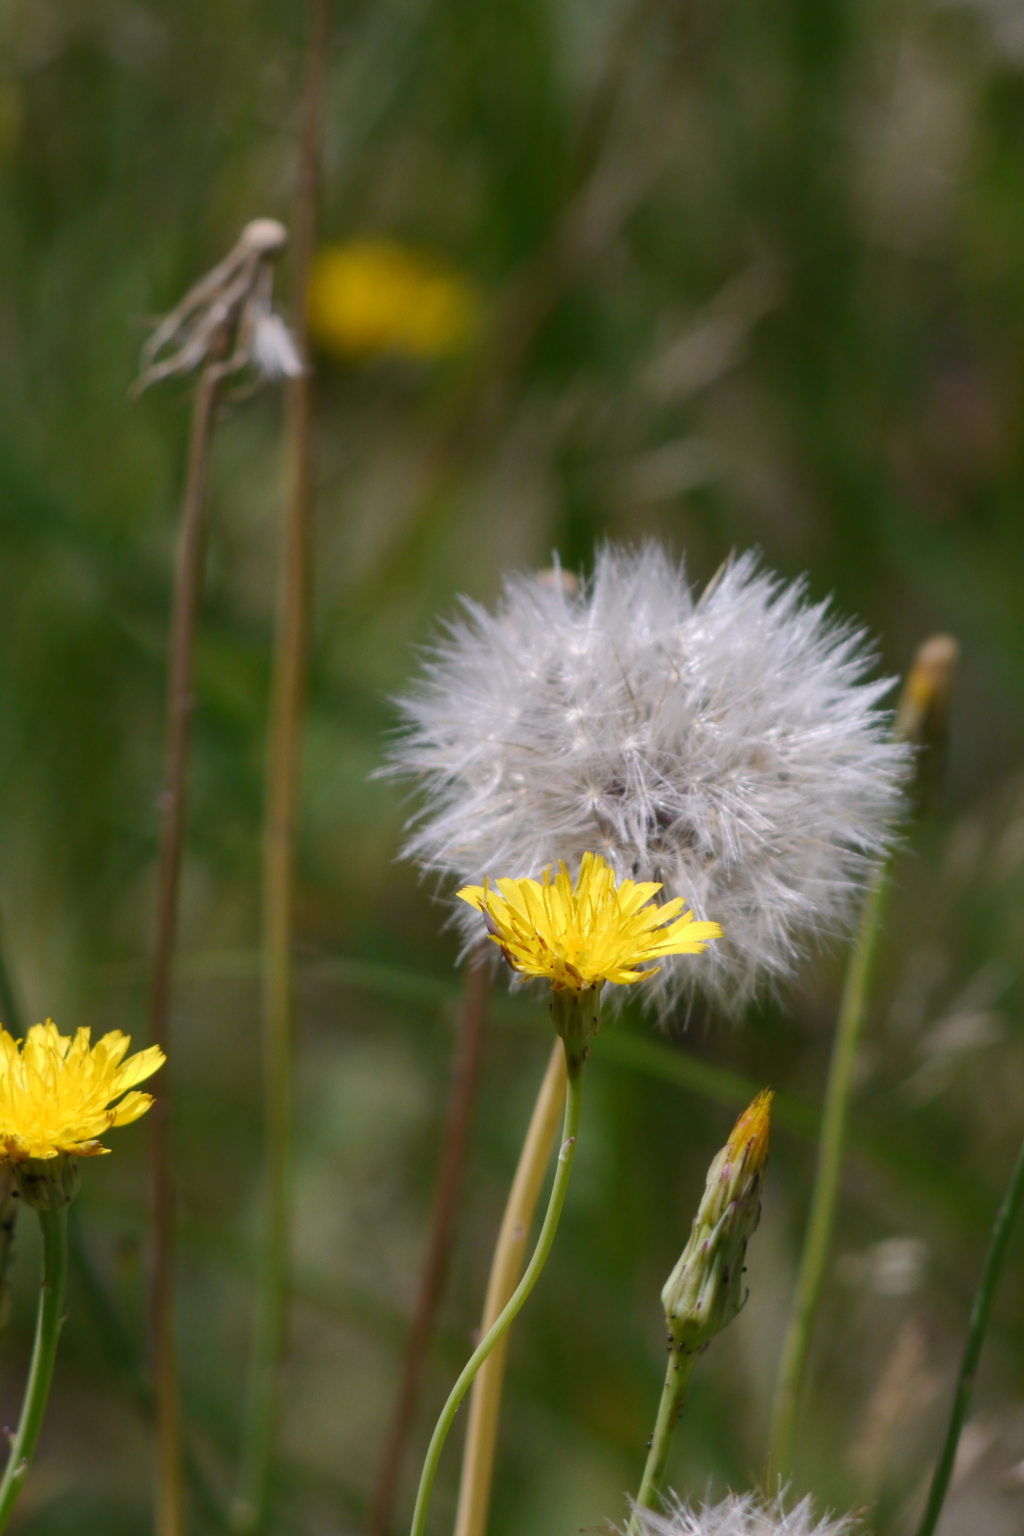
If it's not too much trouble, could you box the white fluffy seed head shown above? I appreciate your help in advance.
[384,544,910,1015]
[628,1492,863,1536]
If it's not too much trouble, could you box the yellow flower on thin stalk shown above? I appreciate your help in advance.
[307,239,481,361]
[0,1022,164,1163]
[458,852,721,994]
[408,855,720,1536]
[0,1022,163,1533]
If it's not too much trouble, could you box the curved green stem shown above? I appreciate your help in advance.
[915,1130,1024,1536]
[0,1205,69,1532]
[768,860,891,1484]
[628,1346,697,1529]
[408,1041,585,1536]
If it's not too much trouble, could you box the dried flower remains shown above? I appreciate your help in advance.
[387,543,909,1013]
[135,217,303,393]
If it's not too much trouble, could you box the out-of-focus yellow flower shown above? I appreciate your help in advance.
[458,852,721,994]
[306,239,481,360]
[0,1022,164,1161]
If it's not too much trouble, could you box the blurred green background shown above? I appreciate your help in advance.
[2,0,1024,1531]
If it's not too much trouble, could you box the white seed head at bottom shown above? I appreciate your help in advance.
[627,1492,863,1536]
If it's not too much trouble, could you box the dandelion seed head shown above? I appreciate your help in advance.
[628,1492,862,1536]
[385,544,909,1014]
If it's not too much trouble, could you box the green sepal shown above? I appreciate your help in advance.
[549,986,602,1073]
[14,1154,80,1212]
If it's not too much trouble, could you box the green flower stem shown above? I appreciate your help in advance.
[915,1130,1024,1536]
[0,1205,69,1532]
[408,1037,585,1536]
[768,634,958,1486]
[768,859,891,1484]
[628,1346,697,1528]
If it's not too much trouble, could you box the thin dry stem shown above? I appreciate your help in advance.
[150,351,227,1536]
[368,950,490,1536]
[453,1040,567,1536]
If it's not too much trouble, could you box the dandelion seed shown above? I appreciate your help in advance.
[628,1492,862,1536]
[134,217,303,394]
[386,544,909,1012]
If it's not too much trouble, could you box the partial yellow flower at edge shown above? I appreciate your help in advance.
[458,851,721,994]
[0,1021,165,1161]
[307,239,481,361]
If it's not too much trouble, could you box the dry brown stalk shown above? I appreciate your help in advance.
[150,346,229,1536]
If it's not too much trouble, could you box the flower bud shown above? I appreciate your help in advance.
[14,1152,81,1212]
[661,1091,771,1354]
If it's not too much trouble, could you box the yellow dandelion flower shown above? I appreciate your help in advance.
[0,1021,164,1162]
[306,239,481,360]
[457,851,721,994]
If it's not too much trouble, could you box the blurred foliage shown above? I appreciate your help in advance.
[3,0,1024,1532]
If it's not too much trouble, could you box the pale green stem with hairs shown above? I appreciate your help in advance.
[408,1033,586,1536]
[0,1206,69,1532]
[628,1346,698,1529]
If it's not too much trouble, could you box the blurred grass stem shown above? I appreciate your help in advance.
[409,1037,584,1536]
[369,950,490,1536]
[231,2,327,1530]
[767,862,891,1483]
[768,636,958,1484]
[0,1206,68,1531]
[0,910,23,1331]
[151,347,229,1536]
[915,1129,1024,1536]
[69,1211,226,1529]
[453,1039,567,1536]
